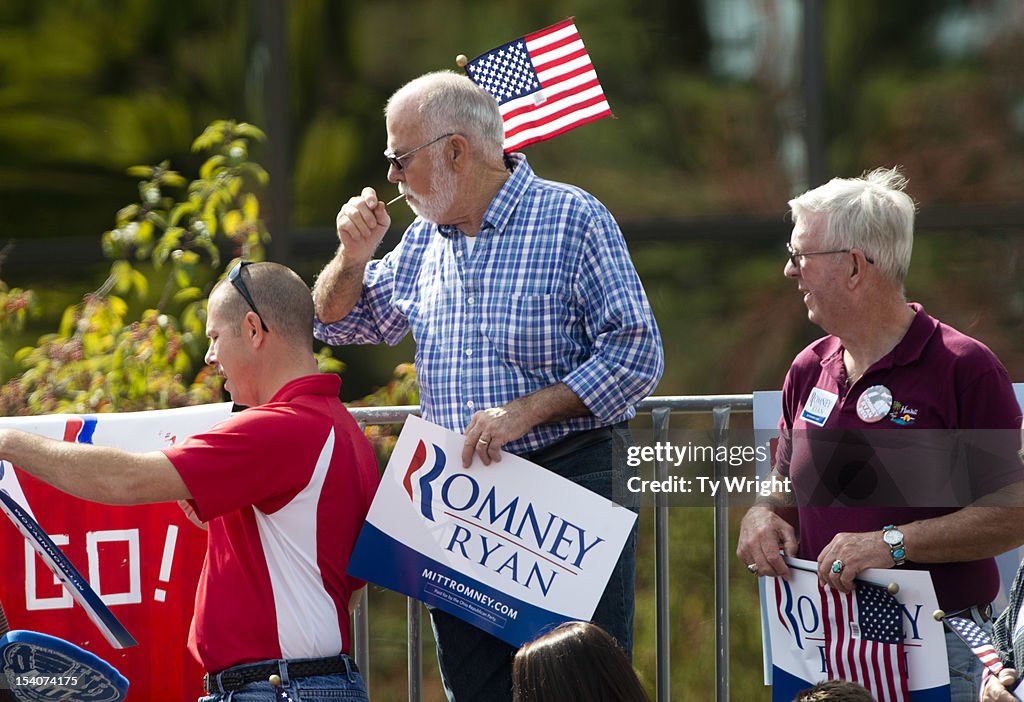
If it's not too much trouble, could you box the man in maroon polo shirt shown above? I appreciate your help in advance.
[737,167,1024,701]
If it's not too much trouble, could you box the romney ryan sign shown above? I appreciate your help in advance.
[348,416,637,646]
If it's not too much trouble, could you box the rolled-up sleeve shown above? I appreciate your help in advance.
[313,242,411,347]
[562,213,663,422]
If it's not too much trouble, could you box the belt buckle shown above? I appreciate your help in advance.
[203,672,226,694]
[203,669,243,694]
[979,603,993,622]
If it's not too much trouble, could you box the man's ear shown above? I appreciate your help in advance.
[448,134,469,171]
[847,250,870,289]
[243,312,266,345]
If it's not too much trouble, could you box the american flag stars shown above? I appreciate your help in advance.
[857,582,903,644]
[464,19,613,151]
[466,41,540,103]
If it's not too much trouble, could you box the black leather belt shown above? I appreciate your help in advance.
[203,655,358,693]
[527,422,625,465]
[947,603,993,623]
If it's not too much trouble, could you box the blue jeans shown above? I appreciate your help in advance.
[946,619,991,702]
[429,425,640,702]
[197,658,368,702]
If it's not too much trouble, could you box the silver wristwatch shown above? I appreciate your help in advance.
[882,524,906,566]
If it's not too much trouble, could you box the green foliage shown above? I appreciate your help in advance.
[0,119,339,416]
[0,246,41,374]
[349,362,420,464]
[0,261,39,338]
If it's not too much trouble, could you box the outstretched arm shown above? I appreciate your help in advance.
[0,429,189,506]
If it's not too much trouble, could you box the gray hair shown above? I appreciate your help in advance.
[386,71,505,157]
[789,167,916,283]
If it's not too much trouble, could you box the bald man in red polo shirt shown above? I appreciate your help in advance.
[737,168,1024,702]
[0,262,379,701]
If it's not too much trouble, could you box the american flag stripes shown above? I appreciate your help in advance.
[820,583,910,702]
[944,615,1004,675]
[464,18,612,152]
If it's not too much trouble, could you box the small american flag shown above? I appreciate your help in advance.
[464,18,612,152]
[820,583,909,702]
[944,615,1004,675]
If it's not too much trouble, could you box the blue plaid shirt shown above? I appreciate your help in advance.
[314,154,663,454]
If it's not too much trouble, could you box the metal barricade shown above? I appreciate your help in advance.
[349,394,754,702]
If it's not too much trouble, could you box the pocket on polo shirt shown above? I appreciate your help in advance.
[493,293,570,370]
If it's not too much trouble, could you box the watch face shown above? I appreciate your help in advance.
[883,528,904,545]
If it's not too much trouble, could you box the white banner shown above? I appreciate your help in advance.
[0,401,233,699]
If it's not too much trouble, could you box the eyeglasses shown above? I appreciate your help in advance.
[786,243,875,268]
[384,132,455,171]
[228,260,269,332]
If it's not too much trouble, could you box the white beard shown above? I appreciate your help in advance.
[405,150,458,224]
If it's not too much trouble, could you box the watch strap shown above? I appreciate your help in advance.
[883,524,906,566]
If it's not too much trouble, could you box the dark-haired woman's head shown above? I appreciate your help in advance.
[512,622,650,702]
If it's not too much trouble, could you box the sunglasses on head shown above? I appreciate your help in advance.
[228,260,269,332]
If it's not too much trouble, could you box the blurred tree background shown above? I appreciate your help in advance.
[1,0,1023,700]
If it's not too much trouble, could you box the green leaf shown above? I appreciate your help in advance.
[242,193,260,221]
[108,296,129,318]
[240,163,270,186]
[199,154,226,180]
[136,219,154,246]
[192,122,228,152]
[222,209,242,236]
[111,260,133,294]
[160,172,188,189]
[131,270,149,298]
[101,231,119,258]
[13,346,34,364]
[58,306,77,337]
[172,286,202,304]
[116,204,140,225]
[235,123,267,142]
[169,201,197,226]
[126,165,155,178]
[195,238,220,267]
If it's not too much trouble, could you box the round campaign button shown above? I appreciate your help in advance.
[856,385,893,423]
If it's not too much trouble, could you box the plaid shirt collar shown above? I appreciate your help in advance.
[436,152,530,239]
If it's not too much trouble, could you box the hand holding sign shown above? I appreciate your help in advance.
[349,416,637,647]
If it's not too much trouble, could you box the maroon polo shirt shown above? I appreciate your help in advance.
[776,303,1023,611]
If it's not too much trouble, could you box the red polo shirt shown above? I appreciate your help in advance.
[163,374,380,672]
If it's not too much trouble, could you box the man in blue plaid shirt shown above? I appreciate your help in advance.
[313,70,663,702]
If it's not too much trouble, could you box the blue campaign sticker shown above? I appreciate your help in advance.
[1,630,129,702]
